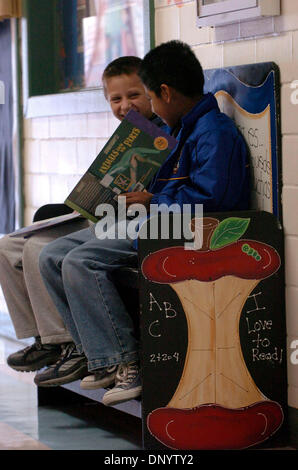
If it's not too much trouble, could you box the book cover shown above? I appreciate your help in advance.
[64,109,177,222]
[9,212,83,238]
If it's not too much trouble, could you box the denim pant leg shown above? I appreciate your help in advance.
[60,235,138,371]
[39,227,94,349]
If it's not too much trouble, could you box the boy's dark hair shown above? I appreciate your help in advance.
[102,56,142,81]
[139,40,204,98]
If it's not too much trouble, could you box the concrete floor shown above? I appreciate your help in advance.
[0,312,296,454]
[0,332,142,451]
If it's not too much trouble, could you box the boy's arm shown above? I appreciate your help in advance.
[150,129,249,212]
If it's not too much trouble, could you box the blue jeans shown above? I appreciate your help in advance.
[39,225,139,371]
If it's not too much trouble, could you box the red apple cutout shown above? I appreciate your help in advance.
[142,217,283,449]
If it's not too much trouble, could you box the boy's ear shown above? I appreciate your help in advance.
[160,84,172,103]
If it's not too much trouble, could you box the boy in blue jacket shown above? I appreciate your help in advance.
[37,41,250,406]
[124,40,250,212]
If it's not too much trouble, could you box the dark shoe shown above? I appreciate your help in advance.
[80,365,117,390]
[6,337,62,372]
[102,361,142,406]
[34,343,88,387]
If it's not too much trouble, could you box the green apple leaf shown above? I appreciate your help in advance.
[210,217,250,250]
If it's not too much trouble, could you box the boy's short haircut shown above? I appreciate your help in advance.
[139,40,204,98]
[102,56,142,96]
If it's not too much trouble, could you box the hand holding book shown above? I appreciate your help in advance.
[120,191,153,209]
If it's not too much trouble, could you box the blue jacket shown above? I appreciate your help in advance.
[148,92,250,212]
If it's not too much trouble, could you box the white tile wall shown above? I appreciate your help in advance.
[77,139,99,174]
[286,287,298,334]
[49,174,72,203]
[223,39,256,67]
[24,207,37,226]
[23,111,113,225]
[282,136,298,185]
[24,140,40,174]
[29,117,50,140]
[24,174,51,209]
[155,5,180,44]
[179,1,211,46]
[281,84,298,135]
[87,113,109,138]
[275,0,298,33]
[283,187,298,235]
[285,237,298,287]
[193,43,223,70]
[288,386,298,409]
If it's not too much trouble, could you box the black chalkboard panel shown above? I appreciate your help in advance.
[139,211,287,450]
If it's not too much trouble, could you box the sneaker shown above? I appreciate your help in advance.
[6,337,62,372]
[102,361,142,406]
[34,343,88,387]
[80,365,117,390]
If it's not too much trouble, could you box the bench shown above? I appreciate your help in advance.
[36,61,289,449]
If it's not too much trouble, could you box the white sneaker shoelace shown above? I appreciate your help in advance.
[115,362,139,389]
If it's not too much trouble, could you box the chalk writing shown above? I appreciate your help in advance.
[245,293,283,364]
[215,91,273,213]
[149,292,177,319]
[148,320,161,338]
[237,123,272,207]
[252,347,283,364]
[149,292,162,311]
[246,318,272,334]
[149,352,180,363]
[246,292,266,314]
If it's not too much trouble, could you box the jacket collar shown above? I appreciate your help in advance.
[171,92,219,135]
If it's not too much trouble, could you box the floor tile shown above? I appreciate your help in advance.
[0,332,142,450]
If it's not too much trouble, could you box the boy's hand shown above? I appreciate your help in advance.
[120,191,153,209]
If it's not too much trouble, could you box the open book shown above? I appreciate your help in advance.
[64,109,177,222]
[9,211,83,238]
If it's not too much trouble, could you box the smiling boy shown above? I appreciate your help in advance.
[5,56,162,379]
[102,62,153,121]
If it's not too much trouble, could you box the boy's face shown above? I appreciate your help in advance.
[104,73,153,121]
[146,88,179,129]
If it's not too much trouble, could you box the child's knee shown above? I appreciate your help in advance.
[39,243,56,276]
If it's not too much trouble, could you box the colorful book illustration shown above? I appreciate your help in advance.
[64,110,177,222]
